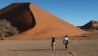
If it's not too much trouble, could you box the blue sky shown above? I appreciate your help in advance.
[0,0,98,26]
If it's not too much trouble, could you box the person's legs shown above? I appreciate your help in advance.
[64,44,66,49]
[65,43,68,49]
[65,44,67,49]
[51,42,55,51]
[53,42,56,51]
[51,43,53,51]
[66,41,68,49]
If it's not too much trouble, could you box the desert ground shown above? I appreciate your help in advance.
[0,39,98,56]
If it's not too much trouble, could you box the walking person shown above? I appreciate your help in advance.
[63,35,69,49]
[51,35,56,51]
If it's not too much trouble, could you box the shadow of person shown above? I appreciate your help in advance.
[55,49,66,51]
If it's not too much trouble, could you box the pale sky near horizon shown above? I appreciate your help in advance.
[0,0,98,26]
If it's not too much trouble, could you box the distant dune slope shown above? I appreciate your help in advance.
[81,20,98,30]
[0,3,88,40]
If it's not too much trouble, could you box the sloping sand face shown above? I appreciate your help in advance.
[0,3,88,40]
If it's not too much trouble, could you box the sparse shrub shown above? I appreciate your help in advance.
[0,19,19,38]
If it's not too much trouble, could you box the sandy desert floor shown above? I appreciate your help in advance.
[0,40,98,56]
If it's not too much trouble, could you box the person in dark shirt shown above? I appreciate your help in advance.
[51,35,56,51]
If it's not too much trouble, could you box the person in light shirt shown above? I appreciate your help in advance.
[63,35,69,49]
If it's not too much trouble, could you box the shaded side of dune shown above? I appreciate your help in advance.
[0,3,36,33]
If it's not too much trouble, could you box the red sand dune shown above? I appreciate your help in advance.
[0,3,88,40]
[81,20,98,30]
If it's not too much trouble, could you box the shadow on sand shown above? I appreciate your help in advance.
[8,49,74,56]
[8,48,66,52]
